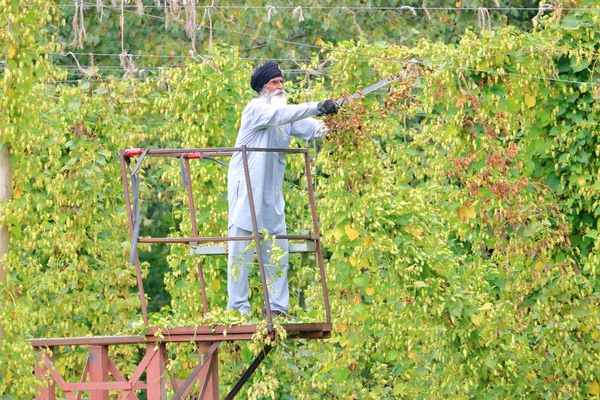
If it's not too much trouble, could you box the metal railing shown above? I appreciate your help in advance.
[119,146,331,329]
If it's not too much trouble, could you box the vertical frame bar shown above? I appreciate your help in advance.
[304,151,332,323]
[240,146,273,328]
[184,157,209,314]
[172,343,219,400]
[88,346,109,400]
[35,346,56,400]
[146,344,167,400]
[119,152,149,326]
[197,342,219,399]
[75,359,90,400]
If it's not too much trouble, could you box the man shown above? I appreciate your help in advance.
[227,61,339,316]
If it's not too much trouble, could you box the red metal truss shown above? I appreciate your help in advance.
[31,323,331,399]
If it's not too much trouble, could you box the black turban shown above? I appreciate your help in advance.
[250,61,282,93]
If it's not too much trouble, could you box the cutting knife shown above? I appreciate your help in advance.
[336,73,402,107]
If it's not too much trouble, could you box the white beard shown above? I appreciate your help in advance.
[260,89,287,107]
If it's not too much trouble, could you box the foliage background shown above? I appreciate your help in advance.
[1,0,599,398]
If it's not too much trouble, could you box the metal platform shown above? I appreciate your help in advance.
[31,323,331,400]
[30,322,332,347]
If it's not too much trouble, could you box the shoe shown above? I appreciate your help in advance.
[262,307,288,319]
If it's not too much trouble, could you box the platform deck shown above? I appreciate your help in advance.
[30,322,332,347]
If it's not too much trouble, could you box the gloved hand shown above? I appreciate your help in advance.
[316,99,340,116]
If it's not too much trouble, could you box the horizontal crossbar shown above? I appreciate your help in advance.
[191,241,316,255]
[122,147,309,158]
[62,382,147,390]
[138,234,318,244]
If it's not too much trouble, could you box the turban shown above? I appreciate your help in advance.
[250,61,282,93]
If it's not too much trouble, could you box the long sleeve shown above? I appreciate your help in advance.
[290,117,326,141]
[243,100,319,130]
[229,98,322,233]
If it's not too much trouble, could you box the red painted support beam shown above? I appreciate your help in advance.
[172,342,220,400]
[198,342,219,399]
[35,347,56,400]
[146,343,167,399]
[88,346,109,400]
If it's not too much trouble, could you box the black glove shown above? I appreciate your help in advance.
[316,99,340,116]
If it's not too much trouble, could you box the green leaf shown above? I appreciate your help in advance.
[584,230,598,239]
[352,275,370,288]
[546,173,563,194]
[67,99,81,112]
[485,353,497,369]
[93,87,109,95]
[570,58,591,72]
[387,349,400,361]
[560,14,580,30]
[9,220,21,239]
[532,139,552,153]
[573,307,589,319]
[449,299,463,318]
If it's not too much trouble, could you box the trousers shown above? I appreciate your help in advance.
[227,224,289,314]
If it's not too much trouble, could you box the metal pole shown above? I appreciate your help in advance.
[304,151,331,323]
[119,152,148,326]
[184,158,209,314]
[240,146,273,328]
[224,345,272,400]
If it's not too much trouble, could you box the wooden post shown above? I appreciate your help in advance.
[146,343,167,399]
[34,347,56,400]
[198,342,219,399]
[88,346,109,400]
[0,146,11,346]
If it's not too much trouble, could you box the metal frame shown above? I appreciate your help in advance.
[118,146,331,327]
[32,146,332,399]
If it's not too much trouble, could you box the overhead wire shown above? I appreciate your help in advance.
[4,2,588,87]
[43,69,597,87]
[6,61,596,87]
[48,50,550,65]
[56,4,600,12]
[73,1,561,67]
[59,64,323,75]
[55,50,580,85]
[435,65,595,86]
[50,52,313,62]
[59,1,596,88]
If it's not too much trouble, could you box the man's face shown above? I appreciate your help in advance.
[263,77,284,94]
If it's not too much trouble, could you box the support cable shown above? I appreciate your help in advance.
[225,345,273,400]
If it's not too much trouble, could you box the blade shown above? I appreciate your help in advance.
[337,75,400,106]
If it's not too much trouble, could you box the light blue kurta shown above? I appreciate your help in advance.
[227,98,324,233]
[226,97,324,314]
